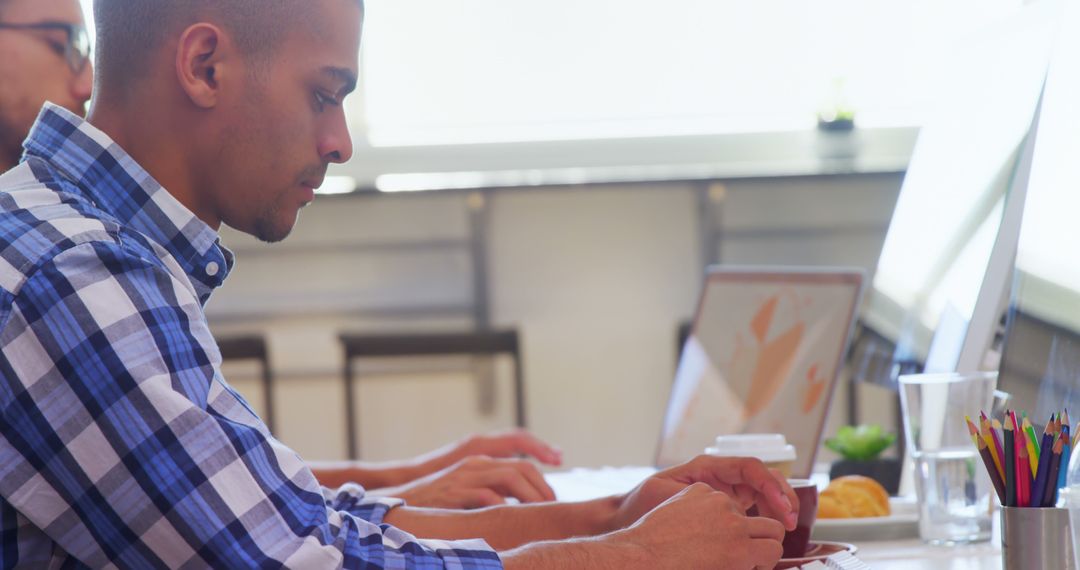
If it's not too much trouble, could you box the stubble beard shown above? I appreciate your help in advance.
[252,190,297,244]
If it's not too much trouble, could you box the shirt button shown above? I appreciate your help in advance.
[205,262,220,277]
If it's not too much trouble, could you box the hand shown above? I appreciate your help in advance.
[613,483,786,570]
[414,429,563,477]
[389,455,557,509]
[610,455,798,533]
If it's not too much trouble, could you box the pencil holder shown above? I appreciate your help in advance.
[1001,507,1075,570]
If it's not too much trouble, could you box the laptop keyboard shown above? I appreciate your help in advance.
[545,466,658,502]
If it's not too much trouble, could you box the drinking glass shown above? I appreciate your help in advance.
[899,371,997,544]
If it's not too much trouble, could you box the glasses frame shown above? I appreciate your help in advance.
[0,21,90,75]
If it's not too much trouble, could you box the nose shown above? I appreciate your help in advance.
[72,60,94,107]
[317,108,354,164]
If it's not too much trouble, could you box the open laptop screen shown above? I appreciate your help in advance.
[657,267,863,477]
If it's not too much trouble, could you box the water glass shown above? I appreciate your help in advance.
[899,371,997,544]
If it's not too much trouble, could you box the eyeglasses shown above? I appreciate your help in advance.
[0,21,91,75]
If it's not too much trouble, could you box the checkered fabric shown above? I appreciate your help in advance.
[0,104,503,569]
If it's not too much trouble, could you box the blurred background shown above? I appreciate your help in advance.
[75,0,1037,468]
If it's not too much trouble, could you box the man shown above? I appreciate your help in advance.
[0,0,564,513]
[0,0,797,568]
[0,0,93,172]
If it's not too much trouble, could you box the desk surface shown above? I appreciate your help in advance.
[858,540,999,569]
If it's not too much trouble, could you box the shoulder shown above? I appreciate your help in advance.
[0,160,148,297]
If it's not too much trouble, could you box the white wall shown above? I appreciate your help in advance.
[208,173,903,468]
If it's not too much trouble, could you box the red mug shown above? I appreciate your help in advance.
[780,479,819,559]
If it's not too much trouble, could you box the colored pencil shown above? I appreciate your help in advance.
[992,419,1007,479]
[1043,435,1064,507]
[1017,434,1032,507]
[1032,418,1056,507]
[974,426,1007,503]
[1058,426,1071,503]
[982,418,1004,481]
[1004,419,1016,507]
[1023,415,1041,467]
[1010,412,1030,507]
[965,416,979,443]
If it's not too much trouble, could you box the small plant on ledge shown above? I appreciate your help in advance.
[825,424,901,495]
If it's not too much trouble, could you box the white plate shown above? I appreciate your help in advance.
[811,497,919,542]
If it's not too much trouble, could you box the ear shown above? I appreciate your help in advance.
[175,23,229,109]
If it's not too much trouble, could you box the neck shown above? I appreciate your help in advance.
[86,94,222,230]
[0,157,14,174]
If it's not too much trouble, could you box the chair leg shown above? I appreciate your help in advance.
[262,360,275,434]
[344,359,360,460]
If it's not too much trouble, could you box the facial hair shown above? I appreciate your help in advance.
[251,164,325,243]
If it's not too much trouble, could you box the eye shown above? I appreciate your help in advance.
[313,91,341,113]
[47,40,66,56]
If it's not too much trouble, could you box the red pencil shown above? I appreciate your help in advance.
[1018,434,1032,507]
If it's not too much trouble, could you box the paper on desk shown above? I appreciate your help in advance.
[795,552,870,570]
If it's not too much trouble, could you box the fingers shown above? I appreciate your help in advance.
[727,459,797,530]
[746,516,785,542]
[772,468,800,524]
[476,466,548,504]
[749,538,784,570]
[506,459,557,502]
[490,430,563,466]
[684,456,797,530]
[462,488,506,509]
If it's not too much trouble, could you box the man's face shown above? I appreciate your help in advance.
[0,0,93,169]
[208,0,361,243]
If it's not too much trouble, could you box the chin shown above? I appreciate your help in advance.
[252,213,300,244]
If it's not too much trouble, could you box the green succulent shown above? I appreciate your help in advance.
[825,424,897,461]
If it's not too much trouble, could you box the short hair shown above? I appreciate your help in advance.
[93,0,362,92]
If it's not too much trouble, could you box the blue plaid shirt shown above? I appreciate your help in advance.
[0,104,502,569]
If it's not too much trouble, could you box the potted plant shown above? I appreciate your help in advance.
[825,424,901,495]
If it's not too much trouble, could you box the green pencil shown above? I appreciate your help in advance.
[1024,413,1041,463]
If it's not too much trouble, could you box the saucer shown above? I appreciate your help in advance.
[775,541,858,569]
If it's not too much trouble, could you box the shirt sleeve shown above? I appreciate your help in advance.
[0,240,503,569]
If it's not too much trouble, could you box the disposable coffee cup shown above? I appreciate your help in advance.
[705,434,796,477]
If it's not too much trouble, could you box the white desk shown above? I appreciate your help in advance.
[858,539,999,569]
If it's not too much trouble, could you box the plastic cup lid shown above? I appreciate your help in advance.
[705,433,797,463]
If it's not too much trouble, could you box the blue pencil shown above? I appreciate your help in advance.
[1043,436,1064,507]
[1057,426,1071,504]
[1031,419,1055,507]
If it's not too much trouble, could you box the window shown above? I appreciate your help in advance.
[359,0,1026,147]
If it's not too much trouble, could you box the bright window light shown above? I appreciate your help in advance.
[359,0,1025,147]
[315,175,359,195]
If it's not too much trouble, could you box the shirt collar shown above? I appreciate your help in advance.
[22,103,234,304]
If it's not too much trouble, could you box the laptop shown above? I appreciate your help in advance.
[547,266,865,501]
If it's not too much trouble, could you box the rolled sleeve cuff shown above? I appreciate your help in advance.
[325,483,406,525]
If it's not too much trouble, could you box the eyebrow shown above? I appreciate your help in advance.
[322,66,358,97]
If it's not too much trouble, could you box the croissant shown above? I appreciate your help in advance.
[817,475,891,518]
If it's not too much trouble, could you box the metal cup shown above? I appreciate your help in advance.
[1001,507,1075,570]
